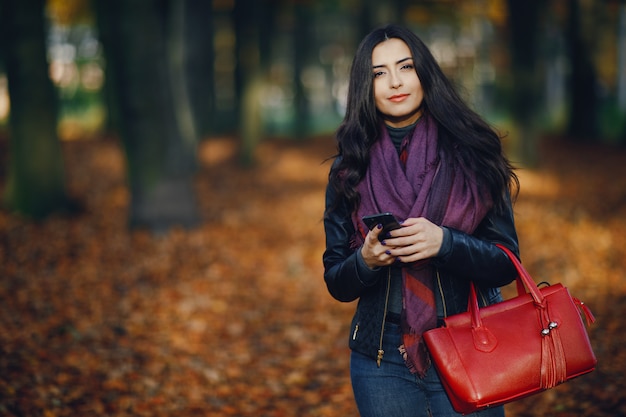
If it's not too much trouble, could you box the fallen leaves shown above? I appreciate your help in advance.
[0,135,625,416]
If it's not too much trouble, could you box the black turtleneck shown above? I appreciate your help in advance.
[385,120,419,154]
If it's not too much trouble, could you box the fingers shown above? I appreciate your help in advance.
[361,217,443,267]
[382,217,443,263]
[360,224,398,268]
[370,223,384,241]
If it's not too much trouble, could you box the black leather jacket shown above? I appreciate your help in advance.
[323,178,520,361]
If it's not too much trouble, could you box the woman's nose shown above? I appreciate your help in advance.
[390,71,403,88]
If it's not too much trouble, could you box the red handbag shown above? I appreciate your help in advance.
[423,244,597,415]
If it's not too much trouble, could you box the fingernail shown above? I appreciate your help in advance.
[381,241,386,246]
[377,223,382,229]
[385,250,391,255]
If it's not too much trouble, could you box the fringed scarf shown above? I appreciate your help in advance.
[352,114,491,376]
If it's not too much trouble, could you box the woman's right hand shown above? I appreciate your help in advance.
[360,224,398,269]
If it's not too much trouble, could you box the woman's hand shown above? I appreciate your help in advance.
[382,217,444,263]
[360,224,399,269]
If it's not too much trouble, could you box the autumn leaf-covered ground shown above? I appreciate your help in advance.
[0,135,625,416]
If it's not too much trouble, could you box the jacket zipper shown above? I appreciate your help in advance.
[436,269,447,318]
[436,268,490,318]
[478,286,488,307]
[377,268,392,367]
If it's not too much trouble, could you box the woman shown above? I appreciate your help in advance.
[323,25,520,417]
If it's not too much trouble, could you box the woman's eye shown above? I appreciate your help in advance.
[401,64,414,70]
[373,71,385,78]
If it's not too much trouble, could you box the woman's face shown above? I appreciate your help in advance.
[371,38,424,128]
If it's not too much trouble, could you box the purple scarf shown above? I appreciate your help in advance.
[353,115,491,376]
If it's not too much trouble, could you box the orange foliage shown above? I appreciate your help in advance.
[0,136,625,416]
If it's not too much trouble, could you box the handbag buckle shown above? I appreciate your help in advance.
[541,321,558,336]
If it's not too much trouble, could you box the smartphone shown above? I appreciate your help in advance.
[361,212,402,241]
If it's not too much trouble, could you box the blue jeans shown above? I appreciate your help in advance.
[350,323,505,417]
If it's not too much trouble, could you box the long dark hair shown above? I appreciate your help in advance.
[328,24,518,214]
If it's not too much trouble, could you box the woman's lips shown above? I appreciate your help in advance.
[389,94,409,103]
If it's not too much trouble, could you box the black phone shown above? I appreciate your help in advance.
[361,212,402,241]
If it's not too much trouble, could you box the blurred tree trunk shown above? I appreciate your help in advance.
[95,0,200,233]
[169,0,197,151]
[507,0,541,167]
[0,0,70,218]
[358,0,375,38]
[293,1,311,139]
[565,0,598,141]
[618,1,626,113]
[234,0,274,165]
[619,1,626,144]
[184,0,215,139]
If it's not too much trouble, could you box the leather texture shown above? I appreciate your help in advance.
[423,244,597,415]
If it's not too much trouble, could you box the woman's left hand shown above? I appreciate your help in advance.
[382,217,444,263]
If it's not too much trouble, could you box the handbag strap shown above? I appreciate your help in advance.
[493,245,572,388]
[468,244,546,332]
[492,244,596,326]
[494,243,545,305]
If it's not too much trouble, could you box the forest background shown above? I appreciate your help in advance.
[0,0,625,416]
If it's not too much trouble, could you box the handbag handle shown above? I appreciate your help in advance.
[494,243,545,305]
[468,244,546,352]
[492,244,595,327]
[469,244,545,317]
